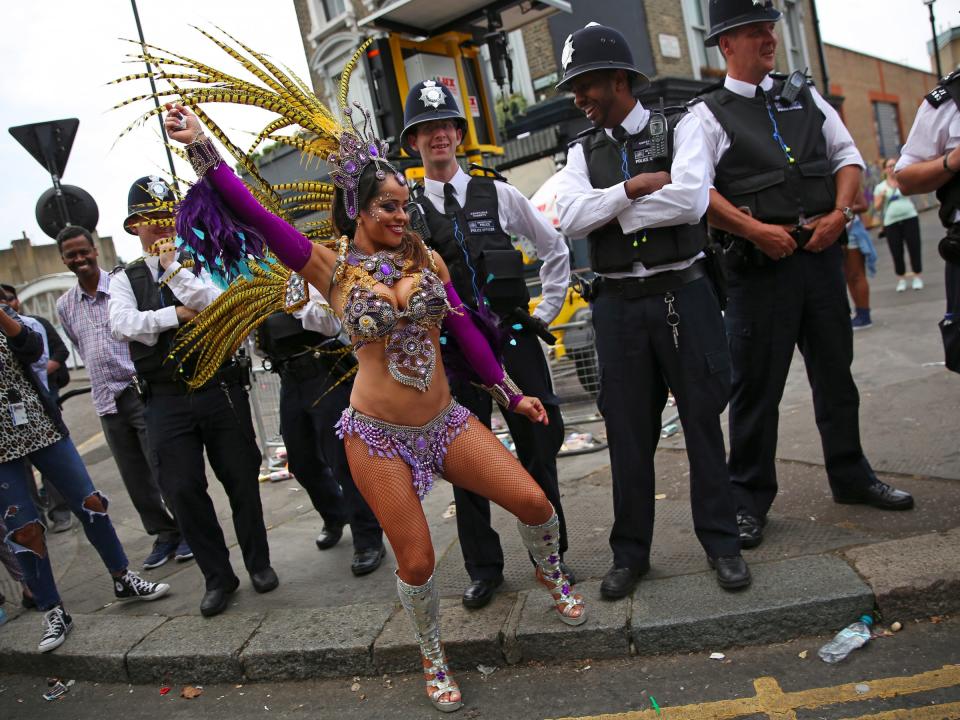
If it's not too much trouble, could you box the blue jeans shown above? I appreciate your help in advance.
[0,436,128,611]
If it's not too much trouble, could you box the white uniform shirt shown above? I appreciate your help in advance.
[422,166,570,324]
[896,95,960,222]
[688,74,865,190]
[108,255,221,345]
[294,285,341,336]
[555,100,710,278]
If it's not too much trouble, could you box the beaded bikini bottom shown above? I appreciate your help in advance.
[335,400,472,500]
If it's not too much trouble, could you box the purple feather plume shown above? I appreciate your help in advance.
[441,298,511,386]
[176,177,269,283]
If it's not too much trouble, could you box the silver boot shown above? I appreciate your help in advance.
[397,574,462,713]
[517,512,587,626]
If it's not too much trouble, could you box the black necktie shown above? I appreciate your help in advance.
[443,183,460,217]
[612,125,630,145]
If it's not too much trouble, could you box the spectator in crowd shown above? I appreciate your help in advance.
[844,190,878,330]
[0,302,170,653]
[875,158,924,292]
[55,225,191,570]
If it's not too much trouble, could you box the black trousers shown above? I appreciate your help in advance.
[885,216,923,276]
[725,243,877,518]
[278,371,382,551]
[143,382,269,591]
[449,329,566,582]
[100,385,180,543]
[592,275,741,570]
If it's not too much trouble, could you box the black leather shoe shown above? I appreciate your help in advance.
[461,576,504,609]
[315,522,344,550]
[250,566,279,594]
[833,481,915,511]
[737,511,765,549]
[708,554,752,590]
[560,561,577,587]
[351,546,386,576]
[600,565,646,600]
[200,577,239,617]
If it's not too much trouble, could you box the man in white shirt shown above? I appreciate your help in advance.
[109,175,276,617]
[554,22,749,599]
[401,78,573,610]
[688,0,914,551]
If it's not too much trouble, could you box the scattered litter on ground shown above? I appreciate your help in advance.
[442,502,457,519]
[661,423,680,439]
[234,684,243,689]
[350,682,361,692]
[561,432,596,451]
[798,650,808,659]
[159,686,171,696]
[709,652,725,660]
[181,686,203,699]
[650,695,662,715]
[654,493,667,500]
[43,679,69,702]
[382,677,393,689]
[478,665,497,677]
[855,683,870,695]
[891,621,902,632]
[930,616,943,624]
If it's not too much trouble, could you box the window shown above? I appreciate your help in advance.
[320,0,346,21]
[874,101,902,158]
[682,0,726,79]
[782,0,810,72]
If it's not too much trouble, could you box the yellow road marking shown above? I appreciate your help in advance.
[74,431,105,454]
[548,664,960,720]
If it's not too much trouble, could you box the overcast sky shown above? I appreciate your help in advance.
[2,0,960,263]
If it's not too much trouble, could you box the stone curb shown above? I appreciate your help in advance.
[0,553,876,683]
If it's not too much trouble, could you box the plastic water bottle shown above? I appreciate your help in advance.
[818,615,873,663]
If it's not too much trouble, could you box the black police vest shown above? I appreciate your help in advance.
[255,311,336,363]
[124,259,189,384]
[700,79,836,224]
[578,110,707,273]
[926,69,960,227]
[417,177,530,313]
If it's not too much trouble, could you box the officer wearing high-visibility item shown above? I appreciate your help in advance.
[401,78,572,611]
[554,22,750,600]
[687,0,914,551]
[895,68,960,373]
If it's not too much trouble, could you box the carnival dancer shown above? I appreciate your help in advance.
[555,22,750,598]
[895,68,960,373]
[401,79,573,609]
[162,97,586,712]
[687,0,914,550]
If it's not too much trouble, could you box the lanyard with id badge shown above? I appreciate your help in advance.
[7,387,29,427]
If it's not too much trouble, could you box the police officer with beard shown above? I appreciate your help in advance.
[895,69,960,373]
[687,0,914,550]
[555,22,749,599]
[401,79,573,610]
[256,283,385,575]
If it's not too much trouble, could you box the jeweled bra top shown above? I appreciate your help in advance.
[333,238,450,391]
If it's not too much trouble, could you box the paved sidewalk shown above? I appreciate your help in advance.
[0,210,957,684]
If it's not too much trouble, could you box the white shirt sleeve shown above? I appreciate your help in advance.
[896,99,958,169]
[160,261,222,311]
[555,141,634,237]
[687,100,725,188]
[496,183,571,324]
[809,86,864,173]
[293,286,341,336]
[108,269,179,346]
[616,113,710,232]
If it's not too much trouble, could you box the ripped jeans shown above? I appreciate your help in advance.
[0,436,128,611]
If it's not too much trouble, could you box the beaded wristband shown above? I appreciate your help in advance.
[186,134,221,177]
[481,371,523,411]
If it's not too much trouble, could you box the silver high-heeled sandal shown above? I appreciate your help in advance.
[397,573,463,713]
[518,512,587,626]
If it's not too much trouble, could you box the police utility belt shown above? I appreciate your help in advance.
[132,360,248,399]
[594,260,708,299]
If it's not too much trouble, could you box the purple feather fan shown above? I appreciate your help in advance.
[441,298,511,386]
[176,177,269,284]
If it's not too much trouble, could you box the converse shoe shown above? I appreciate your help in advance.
[851,308,873,330]
[142,539,178,570]
[38,606,73,653]
[114,570,170,602]
[895,278,908,292]
[912,276,924,290]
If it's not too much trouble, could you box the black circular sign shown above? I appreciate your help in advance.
[35,184,99,239]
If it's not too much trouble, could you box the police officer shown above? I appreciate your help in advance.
[109,176,277,617]
[401,79,573,609]
[895,69,960,374]
[687,0,914,550]
[555,22,749,599]
[256,285,385,575]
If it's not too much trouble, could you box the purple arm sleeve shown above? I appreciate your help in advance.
[206,163,313,271]
[442,282,522,410]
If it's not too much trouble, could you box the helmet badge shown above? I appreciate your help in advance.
[419,80,446,109]
[145,175,169,200]
[561,33,575,70]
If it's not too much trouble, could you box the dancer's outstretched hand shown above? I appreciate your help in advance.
[514,396,548,425]
[163,102,202,144]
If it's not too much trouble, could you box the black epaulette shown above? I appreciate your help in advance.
[121,258,144,271]
[467,163,508,183]
[690,79,725,102]
[568,125,602,148]
[926,69,960,107]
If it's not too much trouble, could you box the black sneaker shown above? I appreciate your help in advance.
[143,539,178,569]
[38,606,73,653]
[114,570,170,601]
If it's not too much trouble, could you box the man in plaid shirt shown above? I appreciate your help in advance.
[55,225,190,570]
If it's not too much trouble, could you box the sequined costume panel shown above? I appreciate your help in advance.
[335,400,472,500]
